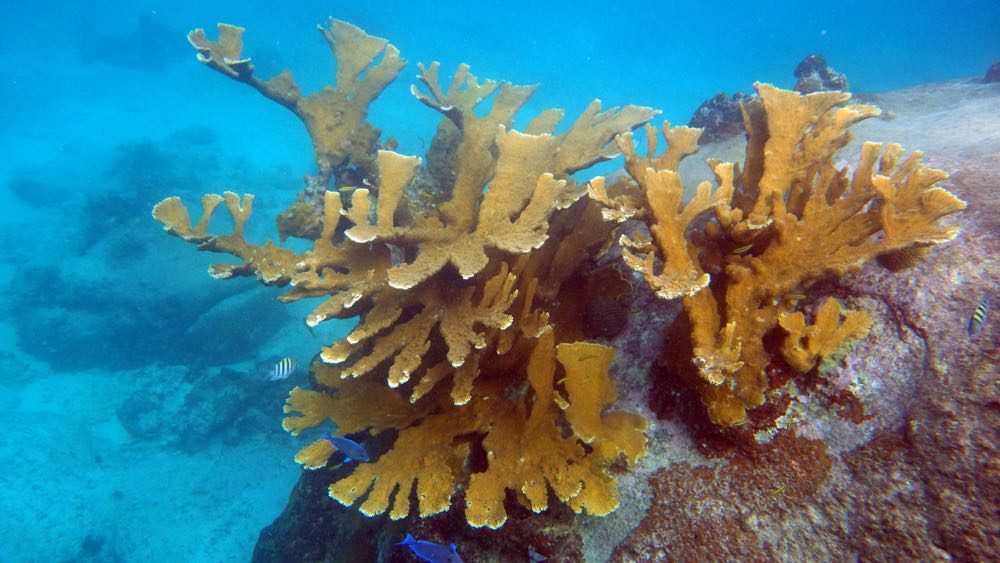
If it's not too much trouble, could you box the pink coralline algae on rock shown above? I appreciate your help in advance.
[609,77,999,562]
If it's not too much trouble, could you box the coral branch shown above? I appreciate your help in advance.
[592,82,965,426]
[188,20,404,183]
[779,299,872,372]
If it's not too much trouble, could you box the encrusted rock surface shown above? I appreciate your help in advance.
[613,78,999,562]
[687,92,752,144]
[793,54,849,93]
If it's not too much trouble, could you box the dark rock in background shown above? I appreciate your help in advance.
[794,54,849,93]
[688,54,851,146]
[688,92,752,144]
[116,365,291,453]
[77,140,209,255]
[985,60,1000,83]
[6,178,61,207]
[7,262,289,370]
[3,135,299,372]
[0,349,41,386]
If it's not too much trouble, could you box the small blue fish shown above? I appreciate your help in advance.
[968,299,987,337]
[397,534,463,563]
[266,357,297,381]
[322,433,369,463]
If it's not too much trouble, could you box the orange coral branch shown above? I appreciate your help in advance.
[163,19,656,529]
[188,20,404,181]
[592,82,966,426]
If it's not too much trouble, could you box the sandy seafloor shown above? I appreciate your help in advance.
[0,1,997,562]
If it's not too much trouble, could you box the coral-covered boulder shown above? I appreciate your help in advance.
[611,77,998,562]
[687,92,752,144]
[793,54,849,93]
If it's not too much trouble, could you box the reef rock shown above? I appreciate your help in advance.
[612,78,999,562]
[984,60,1000,83]
[116,365,290,453]
[793,54,849,93]
[687,92,752,144]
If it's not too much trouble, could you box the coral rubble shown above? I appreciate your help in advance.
[157,19,653,527]
[591,83,966,425]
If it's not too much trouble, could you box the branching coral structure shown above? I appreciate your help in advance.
[155,18,966,529]
[155,20,653,526]
[590,83,966,425]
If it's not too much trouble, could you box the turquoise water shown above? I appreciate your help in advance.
[0,1,997,561]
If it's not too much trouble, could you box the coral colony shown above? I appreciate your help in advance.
[153,19,965,528]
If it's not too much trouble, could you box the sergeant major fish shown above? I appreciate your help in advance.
[266,357,297,381]
[969,299,987,337]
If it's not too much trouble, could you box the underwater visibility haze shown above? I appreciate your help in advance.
[1,1,998,561]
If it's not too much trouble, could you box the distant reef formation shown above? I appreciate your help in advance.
[687,92,751,144]
[689,53,851,144]
[5,136,297,371]
[149,17,994,562]
[793,53,849,93]
[985,59,1000,83]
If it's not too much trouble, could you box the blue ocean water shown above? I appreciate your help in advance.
[0,0,996,561]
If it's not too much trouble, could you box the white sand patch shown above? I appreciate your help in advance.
[0,367,300,563]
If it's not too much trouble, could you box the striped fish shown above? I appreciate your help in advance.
[968,300,987,337]
[267,357,298,381]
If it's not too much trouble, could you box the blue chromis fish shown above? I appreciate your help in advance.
[322,433,370,463]
[266,357,297,381]
[397,534,463,563]
[968,300,987,337]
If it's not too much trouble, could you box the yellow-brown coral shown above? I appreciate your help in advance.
[156,18,653,527]
[283,332,646,527]
[592,83,966,426]
[188,20,403,184]
[778,299,872,372]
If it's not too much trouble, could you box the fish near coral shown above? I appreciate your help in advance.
[397,534,463,563]
[168,17,654,529]
[322,433,369,463]
[264,357,297,381]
